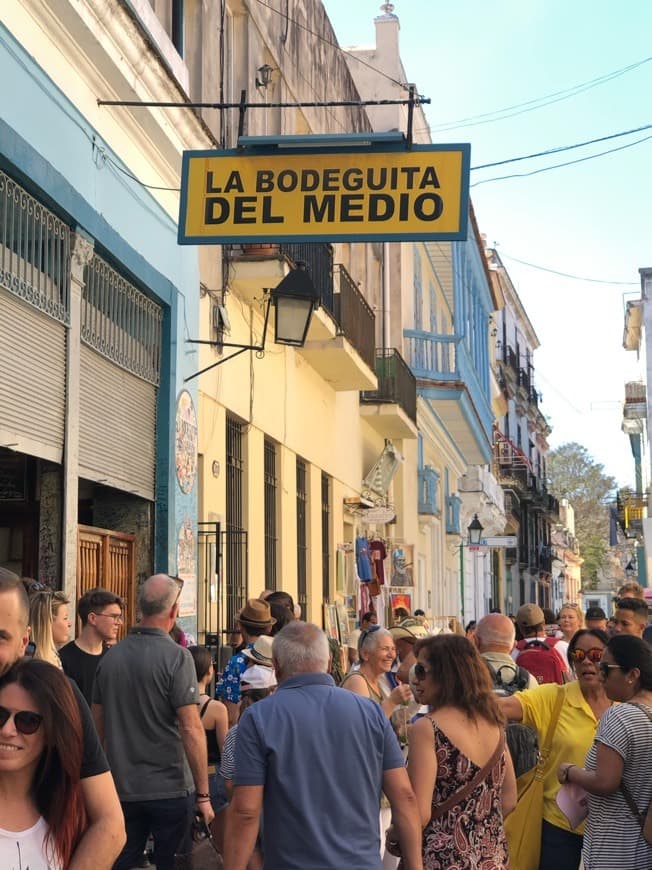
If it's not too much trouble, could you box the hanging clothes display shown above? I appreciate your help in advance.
[369,538,387,585]
[355,535,373,581]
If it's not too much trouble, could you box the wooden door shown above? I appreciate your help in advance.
[77,525,135,640]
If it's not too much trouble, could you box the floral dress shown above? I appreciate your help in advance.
[420,721,509,870]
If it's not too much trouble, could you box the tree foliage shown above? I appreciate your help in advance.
[547,442,617,587]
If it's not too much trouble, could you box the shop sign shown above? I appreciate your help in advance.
[359,506,396,525]
[178,144,470,244]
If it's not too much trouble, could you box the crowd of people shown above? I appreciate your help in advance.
[1,564,652,869]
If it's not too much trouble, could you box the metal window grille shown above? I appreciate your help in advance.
[264,439,278,591]
[0,168,70,323]
[296,458,308,612]
[82,254,162,385]
[321,473,330,602]
[226,415,246,630]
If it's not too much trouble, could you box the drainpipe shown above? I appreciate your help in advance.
[383,242,391,350]
[459,542,465,622]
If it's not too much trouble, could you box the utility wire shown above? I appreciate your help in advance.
[471,132,652,186]
[498,253,638,286]
[429,54,652,132]
[471,121,652,171]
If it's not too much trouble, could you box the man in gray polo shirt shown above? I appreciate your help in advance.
[93,574,213,870]
[224,621,422,870]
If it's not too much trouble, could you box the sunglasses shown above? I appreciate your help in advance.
[169,575,184,605]
[0,705,43,735]
[357,623,381,653]
[599,663,622,678]
[569,647,604,664]
[413,662,432,680]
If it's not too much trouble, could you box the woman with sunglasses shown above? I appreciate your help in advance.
[557,635,652,869]
[501,628,611,869]
[386,635,516,869]
[0,658,87,867]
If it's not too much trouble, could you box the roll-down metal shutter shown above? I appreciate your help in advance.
[0,287,66,462]
[78,344,156,500]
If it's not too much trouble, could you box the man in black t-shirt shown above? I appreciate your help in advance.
[0,567,126,866]
[60,587,123,705]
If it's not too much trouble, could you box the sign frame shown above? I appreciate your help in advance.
[178,141,471,245]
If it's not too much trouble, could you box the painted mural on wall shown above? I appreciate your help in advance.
[176,518,197,617]
[175,390,198,494]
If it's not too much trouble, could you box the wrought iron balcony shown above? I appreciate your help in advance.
[361,349,417,424]
[279,242,334,312]
[518,367,530,393]
[332,264,375,372]
[503,345,518,373]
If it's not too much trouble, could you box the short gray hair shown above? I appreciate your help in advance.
[475,614,515,649]
[359,626,391,658]
[138,574,178,617]
[272,621,329,677]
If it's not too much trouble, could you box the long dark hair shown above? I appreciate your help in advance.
[414,634,504,725]
[0,660,87,865]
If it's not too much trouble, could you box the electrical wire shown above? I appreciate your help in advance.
[429,54,652,132]
[498,253,638,286]
[471,131,652,187]
[471,121,652,171]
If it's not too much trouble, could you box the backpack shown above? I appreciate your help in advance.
[484,660,540,778]
[515,638,565,685]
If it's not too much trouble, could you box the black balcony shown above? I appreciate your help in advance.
[518,367,531,393]
[503,345,518,373]
[529,387,539,409]
[361,348,417,424]
[332,264,375,372]
[279,243,334,311]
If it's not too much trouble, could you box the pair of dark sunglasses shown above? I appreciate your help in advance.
[599,663,622,678]
[413,662,433,680]
[357,623,381,653]
[0,705,43,735]
[569,647,603,664]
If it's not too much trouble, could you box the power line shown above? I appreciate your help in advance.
[471,121,652,171]
[471,132,652,187]
[499,253,638,286]
[429,54,652,132]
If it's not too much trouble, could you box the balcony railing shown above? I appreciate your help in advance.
[333,264,375,372]
[361,348,417,423]
[503,345,518,373]
[279,242,334,312]
[518,367,530,393]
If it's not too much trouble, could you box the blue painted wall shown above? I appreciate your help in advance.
[0,24,199,613]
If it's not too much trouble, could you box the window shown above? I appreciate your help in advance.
[296,458,308,613]
[264,439,278,591]
[172,0,184,56]
[321,473,330,602]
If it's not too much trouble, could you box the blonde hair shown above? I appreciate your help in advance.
[29,590,69,668]
[558,603,585,628]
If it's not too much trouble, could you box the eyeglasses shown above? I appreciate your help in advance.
[357,623,381,653]
[0,705,43,735]
[599,663,622,678]
[169,575,184,605]
[90,611,124,623]
[569,647,604,664]
[413,662,433,680]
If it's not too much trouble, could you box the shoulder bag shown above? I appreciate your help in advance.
[504,685,565,870]
[619,703,652,845]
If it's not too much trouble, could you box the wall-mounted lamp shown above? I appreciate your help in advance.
[255,64,275,89]
[467,513,484,545]
[185,262,319,381]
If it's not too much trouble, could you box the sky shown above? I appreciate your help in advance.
[320,0,652,489]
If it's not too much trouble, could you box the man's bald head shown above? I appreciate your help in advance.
[474,613,516,653]
[138,574,180,618]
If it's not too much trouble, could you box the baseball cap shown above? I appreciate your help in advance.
[516,603,545,629]
[585,606,607,620]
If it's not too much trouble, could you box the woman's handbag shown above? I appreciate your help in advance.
[504,687,565,870]
[619,703,652,845]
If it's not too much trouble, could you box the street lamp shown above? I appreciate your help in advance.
[467,514,484,545]
[185,261,319,381]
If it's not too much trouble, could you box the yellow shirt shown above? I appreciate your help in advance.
[517,681,600,833]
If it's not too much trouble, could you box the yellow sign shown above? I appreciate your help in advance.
[178,144,470,244]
